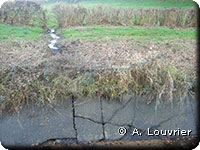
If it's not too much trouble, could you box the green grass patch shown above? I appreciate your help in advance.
[42,0,196,9]
[41,3,59,28]
[0,24,44,41]
[46,12,59,28]
[60,26,196,41]
[76,0,196,8]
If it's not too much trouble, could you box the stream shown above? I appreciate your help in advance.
[48,29,60,52]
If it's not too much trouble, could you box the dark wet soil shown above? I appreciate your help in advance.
[38,136,199,149]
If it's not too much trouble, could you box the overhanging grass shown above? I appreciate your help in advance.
[60,26,196,41]
[74,0,196,8]
[0,58,196,115]
[0,24,45,41]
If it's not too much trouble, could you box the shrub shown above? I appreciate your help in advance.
[0,0,47,29]
[53,3,197,28]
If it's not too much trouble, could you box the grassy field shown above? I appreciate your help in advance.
[60,26,196,41]
[42,0,196,9]
[0,24,45,41]
[1,14,196,42]
[78,0,196,8]
[0,0,196,41]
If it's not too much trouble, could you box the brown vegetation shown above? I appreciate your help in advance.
[0,0,47,29]
[53,3,197,28]
[0,38,197,115]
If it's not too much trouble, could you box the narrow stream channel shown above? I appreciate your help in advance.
[48,29,60,52]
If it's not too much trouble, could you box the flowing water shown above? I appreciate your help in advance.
[48,29,60,52]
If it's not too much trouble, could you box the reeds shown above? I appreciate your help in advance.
[53,3,197,28]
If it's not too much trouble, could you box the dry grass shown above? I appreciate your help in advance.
[0,0,47,29]
[0,57,196,116]
[53,3,197,28]
[0,38,50,67]
[57,38,197,73]
[0,38,197,116]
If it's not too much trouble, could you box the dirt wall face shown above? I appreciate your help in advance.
[0,95,198,148]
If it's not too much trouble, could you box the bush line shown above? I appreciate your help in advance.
[53,3,197,28]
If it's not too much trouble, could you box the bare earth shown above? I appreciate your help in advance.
[38,136,198,149]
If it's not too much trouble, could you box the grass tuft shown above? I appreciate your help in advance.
[0,24,45,41]
[60,26,196,41]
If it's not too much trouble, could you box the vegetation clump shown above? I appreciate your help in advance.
[0,58,196,116]
[0,0,47,29]
[53,3,197,28]
[0,38,197,116]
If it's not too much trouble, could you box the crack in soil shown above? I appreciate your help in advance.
[75,115,103,124]
[75,114,140,128]
[151,115,176,129]
[34,102,190,145]
[106,96,133,122]
[138,115,177,138]
[72,95,78,144]
[100,97,106,140]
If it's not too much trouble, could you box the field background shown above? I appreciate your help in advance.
[43,0,196,9]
